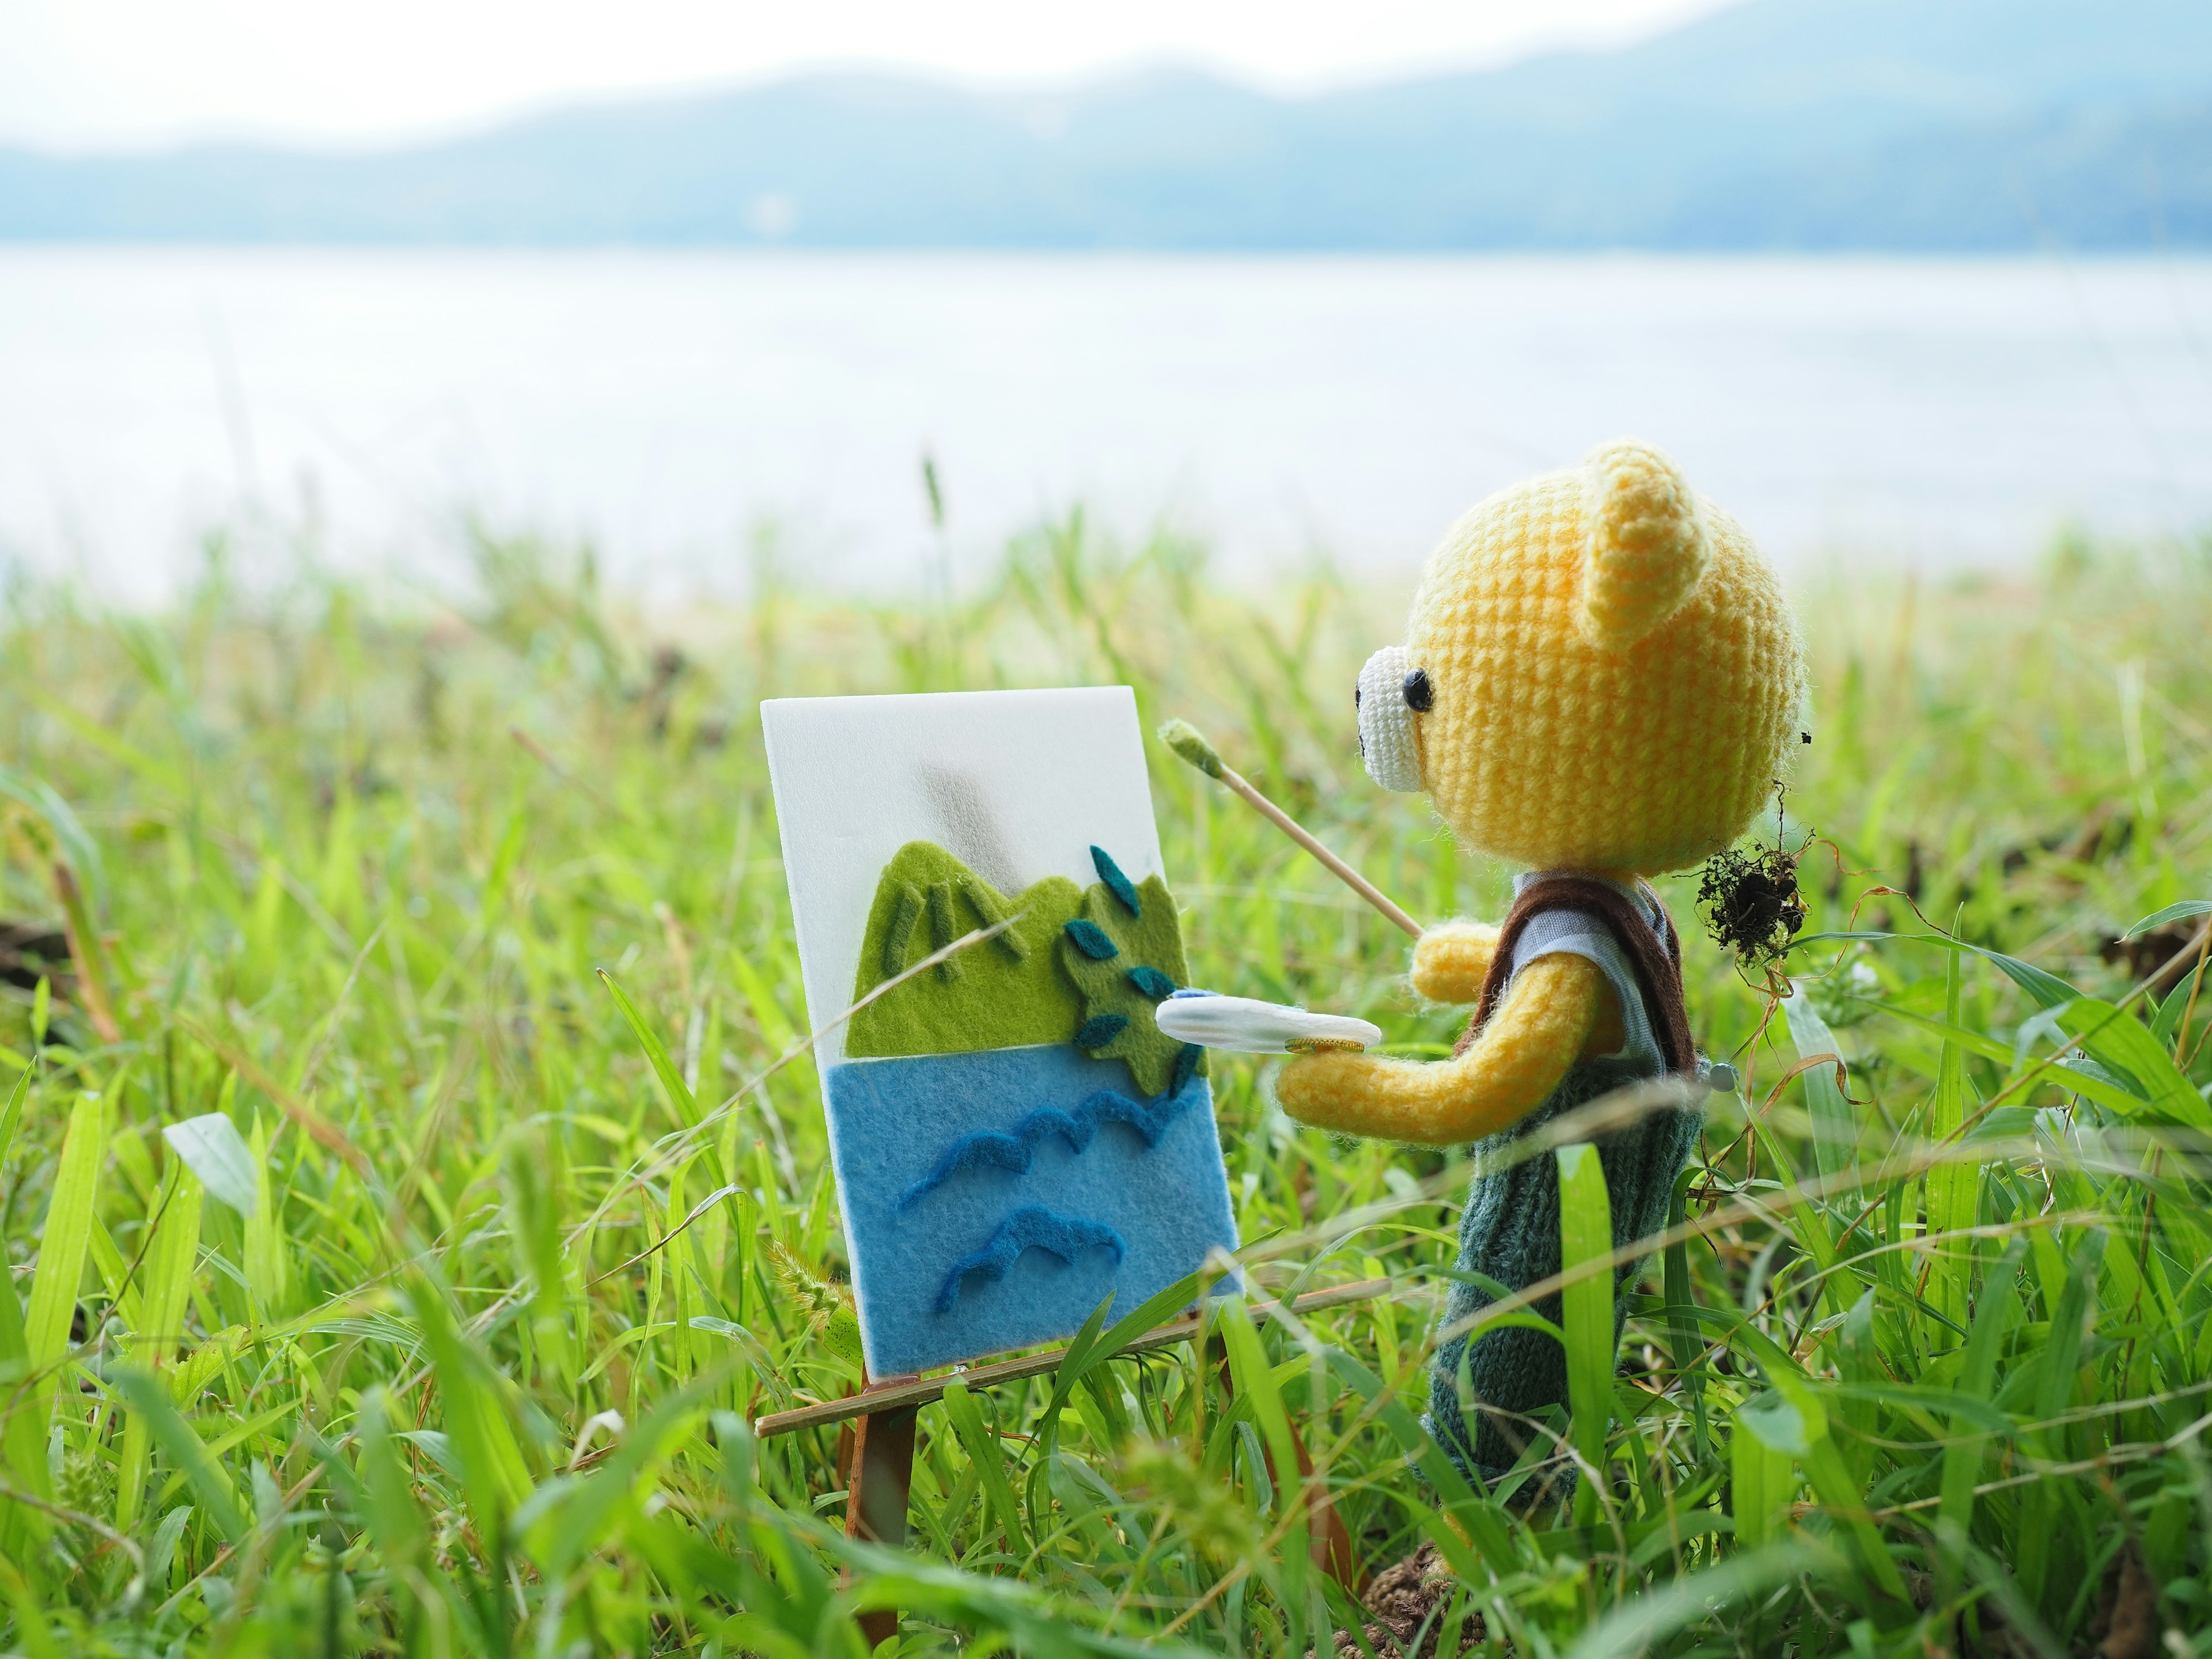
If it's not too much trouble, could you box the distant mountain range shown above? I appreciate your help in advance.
[5,0,2208,249]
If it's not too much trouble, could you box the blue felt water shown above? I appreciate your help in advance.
[822,1044,1240,1377]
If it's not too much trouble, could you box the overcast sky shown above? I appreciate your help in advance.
[2,0,1733,150]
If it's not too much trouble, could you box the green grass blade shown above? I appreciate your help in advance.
[1324,1347,1519,1578]
[2150,961,2205,1047]
[1730,1397,1798,1550]
[24,1093,106,1419]
[0,1550,63,1659]
[2122,899,2211,938]
[1936,1238,2028,1554]
[146,1173,210,1344]
[1563,1541,1826,1659]
[1219,1301,1310,1633]
[1782,991,1859,1192]
[1042,1294,1119,1435]
[1070,1268,1206,1386]
[1743,1112,1853,1319]
[0,1066,29,1172]
[599,968,700,1130]
[2058,996,2212,1128]
[1925,941,1975,1338]
[528,1369,725,1577]
[1819,996,2017,1066]
[1555,1142,1615,1525]
[354,1389,431,1574]
[942,1380,1028,1557]
[1692,1306,1908,1600]
[243,1113,291,1317]
[1794,931,2081,1010]
[2013,1227,2103,1609]
[1663,1167,1710,1460]
[0,1247,47,1549]
[407,1273,528,1554]
[115,1165,204,1531]
[111,1368,245,1543]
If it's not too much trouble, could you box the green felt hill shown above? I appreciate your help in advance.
[842,841,1201,1092]
[844,842,1086,1058]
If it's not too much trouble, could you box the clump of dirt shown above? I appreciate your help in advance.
[0,919,70,991]
[1330,1544,1483,1659]
[2086,1542,2162,1659]
[1941,1540,2162,1658]
[1696,842,1808,969]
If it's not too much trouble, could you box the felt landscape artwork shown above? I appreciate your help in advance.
[761,688,1239,1378]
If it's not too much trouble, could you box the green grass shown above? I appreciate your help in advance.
[1,517,2209,1656]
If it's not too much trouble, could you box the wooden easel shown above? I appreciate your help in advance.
[755,1277,1388,1645]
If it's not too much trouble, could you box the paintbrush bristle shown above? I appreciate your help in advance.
[1157,718,1224,779]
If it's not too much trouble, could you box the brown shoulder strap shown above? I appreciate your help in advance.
[1455,876,1696,1074]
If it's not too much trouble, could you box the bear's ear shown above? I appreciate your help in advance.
[1577,439,1710,647]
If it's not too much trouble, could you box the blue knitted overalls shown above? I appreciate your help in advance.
[1423,873,1704,1497]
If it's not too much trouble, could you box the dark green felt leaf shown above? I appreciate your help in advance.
[1127,965,1177,1001]
[881,884,923,978]
[925,881,963,980]
[1060,873,1203,1096]
[1064,919,1120,960]
[1090,844,1143,916]
[1074,1013,1130,1048]
[1172,1042,1202,1095]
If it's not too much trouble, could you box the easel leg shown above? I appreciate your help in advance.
[1205,1334,1363,1593]
[1291,1419,1363,1592]
[844,1403,919,1649]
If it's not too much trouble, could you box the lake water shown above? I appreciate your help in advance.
[3,248,2210,601]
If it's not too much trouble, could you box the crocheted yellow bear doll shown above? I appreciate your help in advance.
[1276,437,1802,1490]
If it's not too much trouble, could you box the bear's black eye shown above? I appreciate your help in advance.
[1402,669,1433,713]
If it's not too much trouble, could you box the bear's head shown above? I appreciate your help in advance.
[1357,439,1804,877]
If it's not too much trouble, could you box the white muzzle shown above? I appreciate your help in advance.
[1356,645,1424,792]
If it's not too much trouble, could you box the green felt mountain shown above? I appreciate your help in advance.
[845,842,1085,1058]
[844,840,1202,1092]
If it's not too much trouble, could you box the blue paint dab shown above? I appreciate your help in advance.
[936,1205,1125,1312]
[897,1079,1204,1210]
[1065,919,1119,960]
[1074,1013,1130,1049]
[1126,965,1176,1001]
[1090,845,1143,916]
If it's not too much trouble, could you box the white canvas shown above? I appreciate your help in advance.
[759,685,1238,1377]
[760,686,1163,1066]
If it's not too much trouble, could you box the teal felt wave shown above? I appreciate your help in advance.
[822,1044,1240,1376]
[937,1205,1125,1312]
[897,1079,1202,1211]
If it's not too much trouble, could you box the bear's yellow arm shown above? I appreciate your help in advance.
[1277,954,1614,1146]
[1408,920,1501,1003]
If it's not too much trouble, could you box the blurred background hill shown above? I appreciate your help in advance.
[5,0,2209,249]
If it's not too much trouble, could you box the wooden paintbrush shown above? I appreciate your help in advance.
[1158,718,1422,938]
